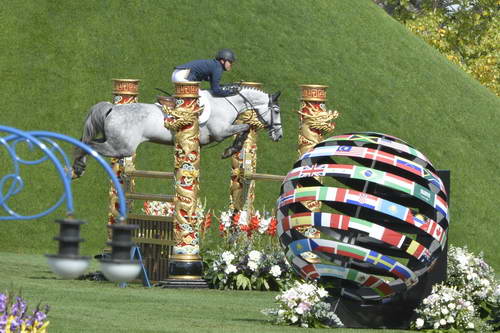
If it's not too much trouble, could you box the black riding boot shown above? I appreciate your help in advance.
[221,130,250,159]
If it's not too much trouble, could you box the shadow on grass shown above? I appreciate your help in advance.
[232,318,268,323]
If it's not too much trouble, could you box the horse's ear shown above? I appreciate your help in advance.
[272,91,281,102]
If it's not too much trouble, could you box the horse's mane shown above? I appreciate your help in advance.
[240,86,266,94]
[239,86,268,103]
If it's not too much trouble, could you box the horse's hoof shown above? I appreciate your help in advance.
[221,146,239,159]
[71,169,83,180]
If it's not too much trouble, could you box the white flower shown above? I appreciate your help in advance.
[247,261,258,271]
[298,283,317,296]
[415,318,424,329]
[439,318,447,326]
[221,251,235,264]
[441,307,449,315]
[447,316,454,323]
[442,293,452,302]
[220,211,231,227]
[291,315,298,323]
[433,321,440,329]
[258,217,271,234]
[317,288,328,299]
[494,285,500,298]
[467,322,474,329]
[248,250,262,263]
[224,264,237,275]
[270,265,282,278]
[448,302,456,310]
[239,210,248,225]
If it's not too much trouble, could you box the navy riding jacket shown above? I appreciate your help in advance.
[175,59,232,97]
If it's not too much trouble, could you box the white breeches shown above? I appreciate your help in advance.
[171,69,190,82]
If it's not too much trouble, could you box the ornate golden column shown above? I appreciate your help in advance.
[297,85,338,156]
[107,79,140,243]
[229,82,263,218]
[163,81,203,280]
[296,85,339,263]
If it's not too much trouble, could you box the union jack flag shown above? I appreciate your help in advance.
[298,164,328,178]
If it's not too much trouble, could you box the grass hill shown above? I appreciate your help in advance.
[1,0,499,269]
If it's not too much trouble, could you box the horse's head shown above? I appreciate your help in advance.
[266,91,283,142]
[236,87,283,142]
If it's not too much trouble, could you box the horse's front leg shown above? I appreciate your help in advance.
[217,124,251,159]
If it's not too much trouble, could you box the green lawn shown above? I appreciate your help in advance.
[0,252,411,333]
[1,1,499,267]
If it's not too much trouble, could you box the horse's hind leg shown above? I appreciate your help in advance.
[87,141,133,158]
[71,140,132,179]
[72,147,88,179]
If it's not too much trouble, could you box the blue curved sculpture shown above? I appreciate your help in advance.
[0,125,126,220]
[1,125,141,283]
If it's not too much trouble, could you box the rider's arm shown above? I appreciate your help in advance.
[209,64,234,97]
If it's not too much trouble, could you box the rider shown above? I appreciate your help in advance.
[172,48,245,159]
[172,48,239,97]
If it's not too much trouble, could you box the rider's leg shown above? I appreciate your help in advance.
[171,69,190,83]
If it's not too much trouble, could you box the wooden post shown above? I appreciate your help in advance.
[164,81,203,280]
[107,79,140,243]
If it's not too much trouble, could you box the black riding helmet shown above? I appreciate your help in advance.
[215,48,236,63]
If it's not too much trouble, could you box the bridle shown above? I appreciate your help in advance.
[234,91,282,136]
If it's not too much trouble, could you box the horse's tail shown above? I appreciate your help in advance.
[81,101,113,144]
[72,101,113,179]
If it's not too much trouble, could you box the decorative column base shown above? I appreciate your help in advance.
[160,254,208,288]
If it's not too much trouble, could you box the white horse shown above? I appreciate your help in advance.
[72,87,282,178]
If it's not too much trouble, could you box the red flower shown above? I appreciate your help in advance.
[203,212,212,230]
[250,215,260,231]
[232,212,240,226]
[267,217,277,236]
[239,223,252,237]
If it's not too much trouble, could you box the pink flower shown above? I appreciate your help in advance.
[296,301,312,314]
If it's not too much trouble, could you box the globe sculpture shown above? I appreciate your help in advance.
[277,132,450,328]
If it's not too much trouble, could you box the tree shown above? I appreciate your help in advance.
[374,0,499,95]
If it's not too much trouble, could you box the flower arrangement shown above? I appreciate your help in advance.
[202,208,292,291]
[411,245,500,332]
[0,293,49,333]
[203,245,292,291]
[262,281,343,328]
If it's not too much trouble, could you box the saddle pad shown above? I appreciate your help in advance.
[198,90,211,126]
